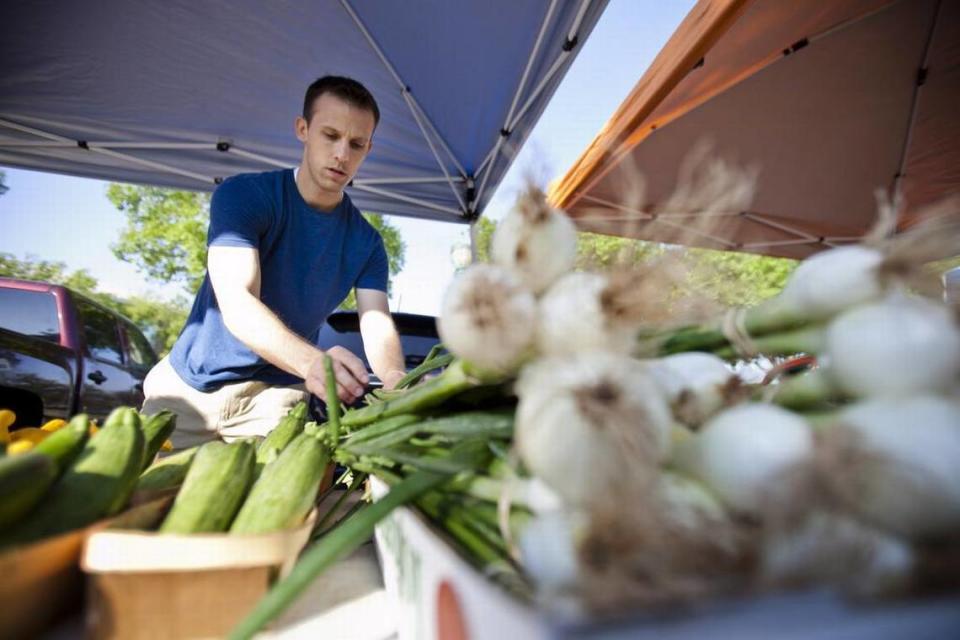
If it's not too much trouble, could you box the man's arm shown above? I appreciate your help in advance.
[356,288,406,390]
[208,245,368,403]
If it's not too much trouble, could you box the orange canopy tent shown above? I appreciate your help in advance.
[548,0,959,259]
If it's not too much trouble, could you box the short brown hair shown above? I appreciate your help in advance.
[303,76,380,127]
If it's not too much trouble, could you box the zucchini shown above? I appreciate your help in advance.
[159,440,255,534]
[255,401,308,473]
[231,433,330,534]
[0,452,58,529]
[33,414,89,470]
[2,407,145,546]
[135,446,198,495]
[140,410,177,470]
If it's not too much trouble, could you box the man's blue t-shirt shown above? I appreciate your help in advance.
[168,169,388,391]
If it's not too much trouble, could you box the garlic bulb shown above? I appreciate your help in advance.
[515,352,673,507]
[491,184,578,295]
[676,403,813,516]
[437,263,537,375]
[822,395,960,540]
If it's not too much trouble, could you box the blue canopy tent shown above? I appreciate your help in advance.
[0,0,608,223]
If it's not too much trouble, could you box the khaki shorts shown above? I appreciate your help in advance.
[141,356,308,451]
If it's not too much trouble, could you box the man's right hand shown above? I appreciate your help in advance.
[306,346,369,405]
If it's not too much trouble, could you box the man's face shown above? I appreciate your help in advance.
[295,93,375,203]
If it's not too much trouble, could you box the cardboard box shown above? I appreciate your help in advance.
[372,479,960,640]
[81,506,316,640]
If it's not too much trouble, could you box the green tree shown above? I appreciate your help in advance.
[683,247,796,307]
[470,218,795,307]
[107,184,210,293]
[338,213,406,310]
[0,252,187,356]
[0,252,99,293]
[0,170,8,196]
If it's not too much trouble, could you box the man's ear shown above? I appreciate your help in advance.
[295,116,308,143]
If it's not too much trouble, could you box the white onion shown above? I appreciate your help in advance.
[824,395,960,540]
[648,352,741,427]
[825,293,960,398]
[536,271,644,357]
[656,472,732,536]
[515,352,674,507]
[437,263,537,375]
[777,245,886,320]
[676,403,813,516]
[490,185,578,295]
[762,511,915,597]
[518,509,586,593]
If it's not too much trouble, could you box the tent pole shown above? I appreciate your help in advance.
[226,146,294,169]
[889,0,941,221]
[650,217,738,249]
[504,0,558,130]
[339,0,466,179]
[474,0,560,206]
[0,117,212,184]
[740,238,821,249]
[741,213,819,242]
[507,0,591,132]
[401,90,468,214]
[355,176,466,185]
[350,183,463,218]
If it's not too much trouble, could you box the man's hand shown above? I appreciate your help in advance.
[305,346,369,405]
[381,369,406,391]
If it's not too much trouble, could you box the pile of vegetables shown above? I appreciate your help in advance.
[0,408,176,546]
[231,179,960,638]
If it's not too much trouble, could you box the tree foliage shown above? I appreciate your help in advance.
[338,213,406,310]
[107,184,210,293]
[0,170,8,196]
[0,252,187,356]
[471,217,796,308]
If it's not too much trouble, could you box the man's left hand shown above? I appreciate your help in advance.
[381,369,406,391]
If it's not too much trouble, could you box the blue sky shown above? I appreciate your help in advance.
[0,0,694,315]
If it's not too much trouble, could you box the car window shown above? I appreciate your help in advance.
[125,323,157,369]
[74,297,124,365]
[0,288,61,342]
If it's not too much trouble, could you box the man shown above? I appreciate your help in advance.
[142,76,406,449]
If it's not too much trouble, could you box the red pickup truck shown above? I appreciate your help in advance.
[0,277,157,427]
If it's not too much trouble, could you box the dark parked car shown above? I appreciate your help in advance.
[0,277,158,427]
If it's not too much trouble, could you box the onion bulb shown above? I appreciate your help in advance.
[438,263,536,375]
[537,270,651,357]
[491,184,577,295]
[518,509,586,593]
[821,395,960,540]
[676,404,813,516]
[776,246,885,320]
[515,352,673,507]
[825,293,960,398]
[648,352,744,427]
[762,511,915,598]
